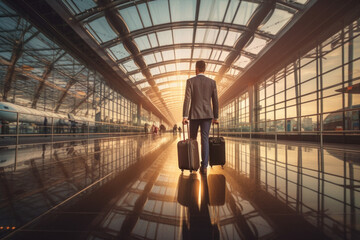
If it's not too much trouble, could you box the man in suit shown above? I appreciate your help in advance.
[182,60,219,174]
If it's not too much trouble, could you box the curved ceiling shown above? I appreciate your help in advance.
[59,0,311,122]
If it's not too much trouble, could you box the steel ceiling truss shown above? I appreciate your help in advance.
[98,0,176,123]
[74,0,303,24]
[101,21,274,49]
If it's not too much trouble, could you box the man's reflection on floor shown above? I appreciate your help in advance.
[177,173,226,240]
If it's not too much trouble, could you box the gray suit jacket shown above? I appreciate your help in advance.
[183,74,219,120]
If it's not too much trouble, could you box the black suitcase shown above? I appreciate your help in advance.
[209,124,225,167]
[177,123,200,172]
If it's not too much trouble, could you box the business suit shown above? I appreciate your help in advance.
[183,73,219,168]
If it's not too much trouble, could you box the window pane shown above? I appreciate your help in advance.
[322,46,342,73]
[193,48,211,59]
[286,106,297,119]
[157,30,173,46]
[161,50,175,61]
[150,67,160,75]
[122,60,138,72]
[143,54,156,65]
[259,8,293,35]
[301,60,316,82]
[131,72,145,82]
[301,115,317,131]
[322,67,342,88]
[301,101,317,116]
[175,48,192,59]
[107,43,129,60]
[195,28,219,44]
[219,50,229,61]
[134,35,151,51]
[86,17,117,43]
[138,3,152,28]
[224,31,242,47]
[210,49,221,60]
[266,82,274,96]
[275,92,285,103]
[177,62,190,71]
[276,108,285,120]
[63,0,97,15]
[199,0,228,22]
[323,94,343,113]
[286,87,296,100]
[148,33,158,47]
[224,0,240,23]
[165,63,176,72]
[234,55,251,68]
[345,110,359,130]
[233,1,258,25]
[216,29,227,45]
[173,28,193,44]
[119,6,142,32]
[155,52,163,62]
[323,111,343,131]
[353,35,360,60]
[170,0,195,22]
[244,37,267,54]
[301,78,316,95]
[286,70,296,88]
[148,0,170,25]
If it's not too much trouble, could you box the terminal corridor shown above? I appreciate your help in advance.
[0,0,360,239]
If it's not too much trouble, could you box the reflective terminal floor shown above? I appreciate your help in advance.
[0,134,359,240]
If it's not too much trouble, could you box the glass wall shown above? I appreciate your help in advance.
[220,91,249,131]
[220,18,360,139]
[0,1,162,133]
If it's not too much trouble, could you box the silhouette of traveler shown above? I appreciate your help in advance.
[177,173,221,239]
[182,60,219,174]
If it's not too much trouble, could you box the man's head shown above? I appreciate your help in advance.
[195,60,206,74]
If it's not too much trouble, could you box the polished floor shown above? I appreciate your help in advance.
[0,134,359,239]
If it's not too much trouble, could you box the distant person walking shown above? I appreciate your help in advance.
[182,60,219,174]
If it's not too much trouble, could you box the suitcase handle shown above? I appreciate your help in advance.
[182,122,190,141]
[212,122,220,138]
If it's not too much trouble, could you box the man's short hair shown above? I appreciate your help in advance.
[196,60,206,72]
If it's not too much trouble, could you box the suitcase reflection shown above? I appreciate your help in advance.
[177,173,226,239]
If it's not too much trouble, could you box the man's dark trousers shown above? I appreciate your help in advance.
[189,119,212,168]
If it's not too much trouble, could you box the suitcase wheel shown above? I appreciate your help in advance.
[221,165,224,169]
[181,169,184,173]
[190,170,192,173]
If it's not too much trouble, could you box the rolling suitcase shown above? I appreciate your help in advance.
[177,123,200,172]
[209,124,225,167]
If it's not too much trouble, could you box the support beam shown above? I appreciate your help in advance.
[31,65,53,108]
[214,0,276,84]
[101,21,273,49]
[115,43,257,65]
[32,52,66,108]
[71,91,94,114]
[3,40,23,101]
[54,67,86,112]
[0,57,87,101]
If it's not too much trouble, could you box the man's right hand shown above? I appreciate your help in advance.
[182,118,189,125]
[212,119,219,125]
